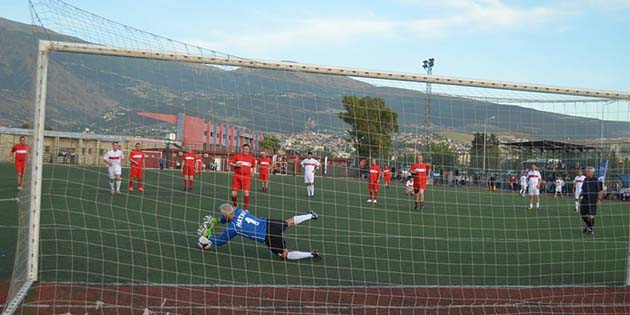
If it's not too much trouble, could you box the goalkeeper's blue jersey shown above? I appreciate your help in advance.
[209,208,268,247]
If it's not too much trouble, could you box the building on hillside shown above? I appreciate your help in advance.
[137,112,264,152]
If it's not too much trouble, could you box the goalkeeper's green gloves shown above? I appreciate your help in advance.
[197,215,221,238]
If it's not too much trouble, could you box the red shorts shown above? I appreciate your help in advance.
[384,176,391,183]
[15,162,26,175]
[414,178,427,192]
[259,171,269,181]
[368,182,380,191]
[182,166,196,176]
[130,167,143,178]
[232,175,252,191]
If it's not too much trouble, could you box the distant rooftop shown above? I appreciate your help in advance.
[503,140,597,152]
[0,127,179,145]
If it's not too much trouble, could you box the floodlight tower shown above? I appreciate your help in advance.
[422,58,434,155]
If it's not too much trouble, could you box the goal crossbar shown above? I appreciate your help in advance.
[42,40,630,100]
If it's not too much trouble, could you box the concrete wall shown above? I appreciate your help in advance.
[1,130,169,166]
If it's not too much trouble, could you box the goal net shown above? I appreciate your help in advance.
[3,0,630,314]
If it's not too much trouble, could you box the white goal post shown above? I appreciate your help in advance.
[3,39,630,315]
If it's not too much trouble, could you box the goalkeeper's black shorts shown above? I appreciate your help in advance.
[265,219,289,257]
[580,201,597,216]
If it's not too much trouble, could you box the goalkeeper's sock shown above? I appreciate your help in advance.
[115,180,121,191]
[244,195,250,210]
[590,218,595,227]
[232,196,238,207]
[293,213,313,225]
[582,216,590,227]
[287,251,313,260]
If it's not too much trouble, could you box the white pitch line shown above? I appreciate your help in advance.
[17,302,630,310]
[39,282,618,288]
[2,224,623,244]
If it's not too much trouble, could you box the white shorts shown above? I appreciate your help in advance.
[575,190,582,200]
[528,186,539,196]
[520,183,527,190]
[555,186,562,192]
[108,165,122,179]
[304,173,315,184]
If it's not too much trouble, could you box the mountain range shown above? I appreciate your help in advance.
[1,17,628,141]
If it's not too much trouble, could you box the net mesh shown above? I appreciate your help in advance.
[2,0,630,314]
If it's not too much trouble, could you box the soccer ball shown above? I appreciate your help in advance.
[198,236,211,250]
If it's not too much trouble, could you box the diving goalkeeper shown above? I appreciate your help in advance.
[197,203,320,260]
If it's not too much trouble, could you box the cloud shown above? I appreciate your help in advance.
[186,1,593,54]
[193,18,397,55]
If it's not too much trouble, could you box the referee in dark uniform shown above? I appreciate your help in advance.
[580,166,604,235]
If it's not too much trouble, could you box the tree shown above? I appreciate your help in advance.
[19,122,52,130]
[430,143,456,171]
[604,149,620,177]
[469,132,500,170]
[258,135,281,154]
[338,96,399,161]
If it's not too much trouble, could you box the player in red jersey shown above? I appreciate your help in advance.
[367,158,382,203]
[9,136,30,191]
[195,156,204,174]
[229,143,256,210]
[409,154,431,210]
[257,151,273,192]
[181,149,198,192]
[383,164,392,188]
[195,155,204,183]
[128,143,145,192]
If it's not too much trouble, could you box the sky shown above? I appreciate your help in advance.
[1,0,629,119]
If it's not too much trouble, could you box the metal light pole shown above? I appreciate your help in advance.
[482,116,495,173]
[422,58,434,155]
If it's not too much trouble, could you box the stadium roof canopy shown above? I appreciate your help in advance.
[503,140,598,152]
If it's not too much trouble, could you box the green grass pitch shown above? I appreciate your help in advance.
[1,162,629,286]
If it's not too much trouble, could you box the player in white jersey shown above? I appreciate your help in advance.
[526,164,542,209]
[573,168,586,212]
[519,174,528,196]
[103,141,124,195]
[554,178,565,198]
[300,151,320,197]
